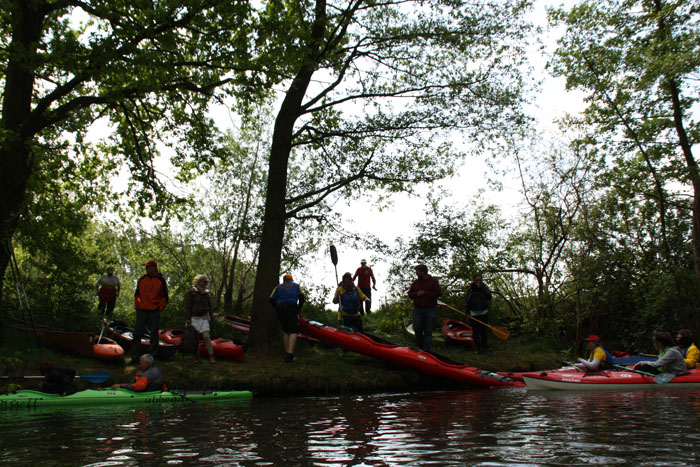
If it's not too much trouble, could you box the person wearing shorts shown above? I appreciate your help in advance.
[185,274,216,363]
[269,274,306,363]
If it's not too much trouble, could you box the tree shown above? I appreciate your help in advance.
[548,0,700,282]
[0,0,259,303]
[248,0,534,349]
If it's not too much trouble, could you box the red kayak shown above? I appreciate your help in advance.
[159,329,244,361]
[106,321,178,360]
[219,314,320,343]
[441,319,475,348]
[522,367,700,390]
[298,318,521,388]
[93,335,125,361]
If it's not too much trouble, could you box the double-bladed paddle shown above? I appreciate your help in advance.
[561,360,585,372]
[1,372,110,384]
[613,364,675,384]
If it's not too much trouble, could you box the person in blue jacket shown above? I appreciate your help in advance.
[333,272,370,332]
[270,274,305,363]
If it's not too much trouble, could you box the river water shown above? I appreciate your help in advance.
[2,387,700,466]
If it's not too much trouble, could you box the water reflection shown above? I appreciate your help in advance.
[3,389,700,465]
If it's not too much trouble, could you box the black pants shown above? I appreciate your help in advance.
[342,315,363,332]
[636,363,661,374]
[131,309,160,361]
[471,312,489,353]
[360,288,372,315]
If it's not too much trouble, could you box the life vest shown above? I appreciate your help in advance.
[339,286,361,316]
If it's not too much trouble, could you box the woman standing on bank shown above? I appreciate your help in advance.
[185,274,216,364]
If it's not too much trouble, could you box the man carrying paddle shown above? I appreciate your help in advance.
[408,264,442,351]
[333,272,370,332]
[466,273,492,354]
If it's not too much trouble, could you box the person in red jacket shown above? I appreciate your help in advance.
[352,259,376,315]
[407,264,442,351]
[131,260,169,364]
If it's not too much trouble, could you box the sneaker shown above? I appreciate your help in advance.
[284,353,296,363]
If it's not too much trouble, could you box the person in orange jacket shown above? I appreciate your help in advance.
[111,354,164,392]
[130,260,169,364]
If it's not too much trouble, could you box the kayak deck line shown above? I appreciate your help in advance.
[298,318,522,388]
[0,388,252,408]
[522,367,700,391]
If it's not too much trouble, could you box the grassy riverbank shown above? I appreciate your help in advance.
[0,318,562,396]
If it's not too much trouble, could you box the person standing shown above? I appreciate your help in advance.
[465,273,492,354]
[131,260,169,365]
[407,264,441,351]
[185,274,216,364]
[353,259,377,315]
[269,274,305,363]
[333,272,370,332]
[96,266,121,321]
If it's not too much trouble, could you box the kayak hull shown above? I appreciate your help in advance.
[522,368,700,391]
[0,388,252,408]
[159,330,244,361]
[92,336,125,361]
[107,321,178,360]
[298,318,521,388]
[220,314,320,343]
[440,319,475,348]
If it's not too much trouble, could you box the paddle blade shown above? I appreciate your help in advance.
[330,245,338,265]
[654,373,675,384]
[492,325,510,340]
[79,372,110,384]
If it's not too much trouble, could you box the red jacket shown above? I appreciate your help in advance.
[134,273,169,312]
[408,275,441,308]
[353,266,376,289]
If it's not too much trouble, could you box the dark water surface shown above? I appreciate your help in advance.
[2,387,700,466]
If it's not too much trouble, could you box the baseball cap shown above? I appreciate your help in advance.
[144,260,158,268]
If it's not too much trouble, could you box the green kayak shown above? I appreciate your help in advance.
[0,388,252,408]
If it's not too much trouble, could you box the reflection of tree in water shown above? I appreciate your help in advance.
[374,391,497,464]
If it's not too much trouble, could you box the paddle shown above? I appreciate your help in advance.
[168,389,211,406]
[612,364,675,384]
[329,245,339,286]
[330,244,342,324]
[437,300,510,340]
[561,360,585,372]
[1,372,111,384]
[97,319,107,344]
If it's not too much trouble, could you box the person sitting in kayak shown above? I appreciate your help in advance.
[632,332,688,375]
[677,329,700,369]
[111,354,164,392]
[575,335,611,371]
[333,272,370,332]
[39,362,77,396]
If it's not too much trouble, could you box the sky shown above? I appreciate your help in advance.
[103,0,586,307]
[288,0,588,308]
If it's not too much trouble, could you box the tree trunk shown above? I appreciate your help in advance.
[0,2,46,304]
[248,0,326,351]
